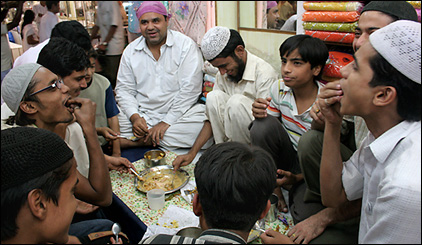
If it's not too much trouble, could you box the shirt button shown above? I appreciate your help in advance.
[366,202,373,214]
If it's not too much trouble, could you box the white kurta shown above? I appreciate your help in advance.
[206,51,279,144]
[115,30,211,149]
[38,11,58,43]
[22,23,38,52]
[96,1,125,56]
[342,121,421,244]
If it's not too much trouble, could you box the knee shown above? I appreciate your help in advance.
[297,130,324,161]
[206,90,226,112]
[249,116,277,141]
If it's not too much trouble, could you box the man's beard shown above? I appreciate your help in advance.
[227,54,246,83]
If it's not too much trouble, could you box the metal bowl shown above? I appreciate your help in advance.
[134,165,189,194]
[176,227,203,239]
[144,149,166,168]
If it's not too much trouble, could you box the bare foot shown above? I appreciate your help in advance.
[274,187,288,213]
[287,211,327,244]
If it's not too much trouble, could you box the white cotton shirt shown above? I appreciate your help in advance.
[115,29,204,126]
[32,3,48,28]
[22,23,38,52]
[38,11,58,43]
[342,120,421,244]
[96,1,125,56]
[13,38,49,68]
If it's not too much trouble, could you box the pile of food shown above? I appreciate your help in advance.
[137,168,187,192]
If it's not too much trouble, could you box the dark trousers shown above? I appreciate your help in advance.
[249,115,301,174]
[98,54,122,89]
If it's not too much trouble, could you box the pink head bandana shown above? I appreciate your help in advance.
[267,1,277,9]
[136,1,171,19]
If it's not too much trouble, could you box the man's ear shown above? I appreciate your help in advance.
[373,86,397,107]
[312,65,323,77]
[234,45,245,58]
[27,189,47,220]
[192,193,202,217]
[258,200,271,220]
[19,101,38,115]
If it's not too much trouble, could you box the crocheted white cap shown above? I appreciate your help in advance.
[201,26,231,61]
[369,20,421,84]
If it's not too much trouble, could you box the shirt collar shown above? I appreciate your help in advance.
[135,29,174,52]
[368,121,420,163]
[241,50,257,82]
[198,229,247,244]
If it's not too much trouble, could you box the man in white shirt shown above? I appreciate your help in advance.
[172,26,279,170]
[318,20,421,244]
[38,1,60,43]
[32,1,47,32]
[115,1,211,151]
[90,1,125,89]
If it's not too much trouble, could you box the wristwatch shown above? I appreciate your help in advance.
[101,42,108,46]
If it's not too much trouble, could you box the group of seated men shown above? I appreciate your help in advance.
[1,1,421,244]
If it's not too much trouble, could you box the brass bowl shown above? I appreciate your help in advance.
[144,149,166,168]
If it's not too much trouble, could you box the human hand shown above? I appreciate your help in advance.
[317,80,343,126]
[276,169,301,188]
[146,121,169,146]
[252,97,271,118]
[97,127,119,141]
[67,97,97,131]
[260,229,294,244]
[131,116,149,138]
[106,155,135,174]
[172,153,195,171]
[287,213,326,244]
[310,99,325,126]
[75,199,100,215]
[110,237,123,244]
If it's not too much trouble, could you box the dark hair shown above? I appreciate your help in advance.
[21,10,35,39]
[210,29,245,62]
[5,77,40,127]
[51,20,92,52]
[368,52,421,121]
[279,34,328,80]
[87,48,99,60]
[46,1,60,10]
[194,142,277,232]
[37,37,90,78]
[1,160,73,241]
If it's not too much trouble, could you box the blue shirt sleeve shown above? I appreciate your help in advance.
[105,85,120,118]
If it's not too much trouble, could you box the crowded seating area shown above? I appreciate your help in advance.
[1,1,421,244]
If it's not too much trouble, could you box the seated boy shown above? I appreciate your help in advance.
[250,34,328,213]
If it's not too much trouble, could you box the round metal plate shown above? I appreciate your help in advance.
[134,165,190,194]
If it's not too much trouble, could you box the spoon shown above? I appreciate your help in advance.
[130,167,143,181]
[112,223,121,242]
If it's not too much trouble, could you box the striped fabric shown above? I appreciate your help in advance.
[267,79,325,150]
[140,229,247,244]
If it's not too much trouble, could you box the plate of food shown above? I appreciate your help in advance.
[134,165,190,194]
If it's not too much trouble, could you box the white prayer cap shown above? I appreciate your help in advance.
[369,20,421,84]
[201,26,231,61]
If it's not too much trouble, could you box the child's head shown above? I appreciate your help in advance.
[279,35,328,81]
[1,127,76,244]
[85,49,99,84]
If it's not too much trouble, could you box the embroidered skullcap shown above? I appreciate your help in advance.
[136,1,171,19]
[361,1,418,22]
[267,1,277,9]
[369,20,421,84]
[1,63,42,113]
[201,26,231,61]
[1,127,74,191]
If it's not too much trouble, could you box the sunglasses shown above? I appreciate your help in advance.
[29,79,64,97]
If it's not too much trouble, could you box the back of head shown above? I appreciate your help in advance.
[37,37,90,78]
[280,34,328,80]
[368,20,421,121]
[194,142,276,232]
[51,20,92,52]
[1,127,73,241]
[46,1,59,10]
[201,26,245,61]
[361,1,418,22]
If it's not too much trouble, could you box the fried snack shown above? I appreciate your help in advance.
[138,169,185,192]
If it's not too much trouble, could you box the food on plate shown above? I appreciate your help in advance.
[146,152,165,160]
[137,169,186,192]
